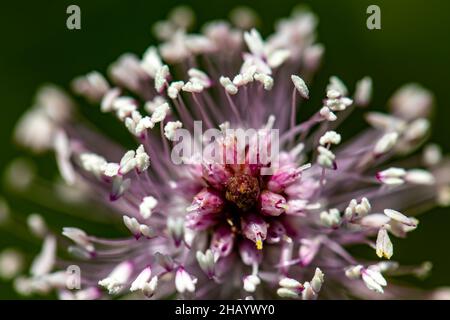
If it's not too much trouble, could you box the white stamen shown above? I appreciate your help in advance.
[303,44,325,71]
[403,118,430,142]
[354,76,372,107]
[319,106,337,122]
[164,121,183,141]
[267,49,291,68]
[141,46,163,78]
[243,274,261,293]
[405,169,435,185]
[144,96,168,114]
[376,167,406,186]
[14,108,55,153]
[151,102,170,124]
[188,68,211,87]
[130,266,152,292]
[317,146,336,169]
[104,163,120,177]
[423,144,442,167]
[98,261,133,295]
[0,249,24,280]
[135,116,154,135]
[139,224,155,238]
[175,267,197,293]
[30,235,56,277]
[155,65,170,93]
[135,145,150,173]
[359,214,391,229]
[124,111,141,136]
[219,76,238,95]
[27,213,47,238]
[139,196,158,219]
[142,276,158,298]
[365,112,406,132]
[79,153,107,178]
[384,209,417,227]
[185,34,216,54]
[182,81,204,93]
[123,215,141,236]
[319,131,341,146]
[101,88,121,112]
[374,132,399,156]
[196,249,216,277]
[54,130,75,185]
[311,268,324,293]
[62,227,95,253]
[112,96,137,120]
[301,282,316,300]
[243,65,258,83]
[320,208,341,228]
[291,75,309,99]
[376,227,393,259]
[389,83,433,120]
[361,268,387,294]
[72,71,110,102]
[279,277,302,289]
[167,217,185,245]
[167,81,185,99]
[254,73,273,90]
[325,95,353,112]
[277,287,299,299]
[344,197,371,220]
[345,265,363,279]
[289,142,305,159]
[243,28,265,56]
[119,150,137,175]
[327,76,348,96]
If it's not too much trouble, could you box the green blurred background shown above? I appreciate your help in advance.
[0,0,449,298]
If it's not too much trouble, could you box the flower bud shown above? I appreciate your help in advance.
[259,190,287,216]
[167,217,185,246]
[376,227,393,259]
[267,164,310,193]
[196,249,216,278]
[241,214,268,250]
[210,226,235,258]
[239,239,263,266]
[175,267,197,293]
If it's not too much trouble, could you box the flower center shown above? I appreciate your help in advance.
[225,174,260,211]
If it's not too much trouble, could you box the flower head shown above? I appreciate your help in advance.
[7,6,450,300]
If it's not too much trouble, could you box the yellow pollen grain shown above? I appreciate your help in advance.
[256,239,263,250]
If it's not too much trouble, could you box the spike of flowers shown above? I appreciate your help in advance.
[6,5,450,300]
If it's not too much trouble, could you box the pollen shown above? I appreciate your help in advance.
[256,239,263,250]
[225,174,260,211]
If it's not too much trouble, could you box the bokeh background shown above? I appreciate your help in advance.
[0,0,449,298]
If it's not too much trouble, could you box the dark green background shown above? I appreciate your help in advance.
[0,0,449,298]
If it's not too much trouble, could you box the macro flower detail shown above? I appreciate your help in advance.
[5,6,450,300]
